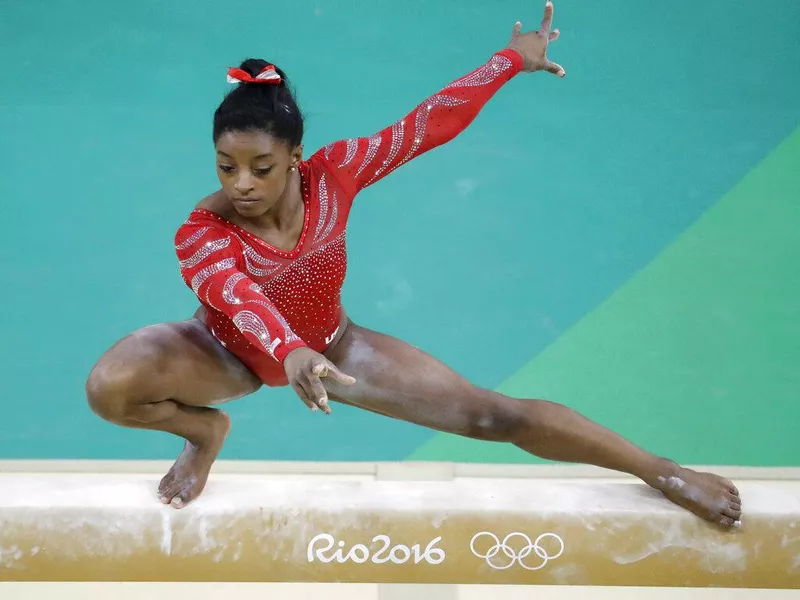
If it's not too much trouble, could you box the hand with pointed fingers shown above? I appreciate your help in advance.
[284,347,356,414]
[507,1,566,77]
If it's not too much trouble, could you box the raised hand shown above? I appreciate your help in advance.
[283,347,356,414]
[507,1,566,77]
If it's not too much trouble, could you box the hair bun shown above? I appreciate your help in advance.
[237,58,287,85]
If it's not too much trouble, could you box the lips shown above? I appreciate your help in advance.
[232,196,261,203]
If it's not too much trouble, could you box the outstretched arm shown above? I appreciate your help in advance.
[319,1,566,196]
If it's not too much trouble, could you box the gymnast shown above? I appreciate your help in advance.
[85,1,742,528]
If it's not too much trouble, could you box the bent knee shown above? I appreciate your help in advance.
[85,326,174,422]
[85,365,136,423]
[462,395,528,442]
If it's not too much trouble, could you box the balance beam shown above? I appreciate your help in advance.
[0,464,797,588]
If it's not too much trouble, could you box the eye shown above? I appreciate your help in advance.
[218,164,235,173]
[253,166,273,176]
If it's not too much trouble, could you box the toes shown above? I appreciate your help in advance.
[721,477,740,496]
[718,515,738,528]
[158,474,182,504]
[159,488,179,504]
[158,482,171,502]
[158,483,175,504]
[723,505,742,520]
[718,497,743,528]
[707,472,738,493]
[169,485,197,509]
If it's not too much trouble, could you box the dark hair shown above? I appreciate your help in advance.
[212,59,304,148]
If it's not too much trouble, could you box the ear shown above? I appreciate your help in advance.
[291,143,304,166]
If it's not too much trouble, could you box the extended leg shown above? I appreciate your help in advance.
[323,322,742,528]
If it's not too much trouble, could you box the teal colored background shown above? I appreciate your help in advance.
[1,1,798,465]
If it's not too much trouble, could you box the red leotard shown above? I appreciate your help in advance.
[174,49,524,386]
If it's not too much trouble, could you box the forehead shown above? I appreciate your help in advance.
[215,130,288,158]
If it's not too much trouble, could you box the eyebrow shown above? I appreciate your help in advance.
[216,151,274,159]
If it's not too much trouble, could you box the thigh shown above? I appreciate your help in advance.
[322,323,515,437]
[89,313,262,407]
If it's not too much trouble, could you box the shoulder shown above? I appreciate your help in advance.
[194,189,234,216]
[307,139,358,170]
[303,144,332,174]
[178,191,237,230]
[303,142,358,199]
[174,199,239,250]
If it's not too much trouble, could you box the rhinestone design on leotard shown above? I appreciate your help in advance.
[243,297,303,346]
[190,258,236,294]
[366,120,405,185]
[232,310,278,356]
[176,226,210,250]
[179,237,231,269]
[355,133,382,180]
[313,175,330,241]
[236,236,282,278]
[450,54,512,88]
[222,272,248,304]
[313,176,339,245]
[340,138,359,167]
[393,94,468,173]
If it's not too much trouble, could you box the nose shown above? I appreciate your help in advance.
[234,176,254,195]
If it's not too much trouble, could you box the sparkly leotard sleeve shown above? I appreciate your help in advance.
[173,48,524,387]
[315,48,524,197]
[174,222,308,363]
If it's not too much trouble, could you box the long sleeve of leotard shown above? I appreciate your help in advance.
[174,221,307,363]
[319,48,524,196]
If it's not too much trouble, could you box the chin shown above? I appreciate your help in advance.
[231,198,266,214]
[234,205,265,218]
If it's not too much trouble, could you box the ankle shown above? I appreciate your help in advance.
[637,456,680,487]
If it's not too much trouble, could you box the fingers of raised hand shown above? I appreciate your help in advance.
[540,1,554,34]
[512,22,558,42]
[508,1,564,77]
[544,59,565,78]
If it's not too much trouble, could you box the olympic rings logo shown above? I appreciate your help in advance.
[469,531,565,570]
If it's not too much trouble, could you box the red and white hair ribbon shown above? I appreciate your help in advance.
[226,65,281,84]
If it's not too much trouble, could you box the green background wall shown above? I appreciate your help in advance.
[1,0,798,466]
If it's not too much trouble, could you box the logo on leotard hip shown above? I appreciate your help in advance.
[469,531,564,571]
[325,326,339,345]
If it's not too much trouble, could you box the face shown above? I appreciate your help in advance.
[215,130,303,216]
